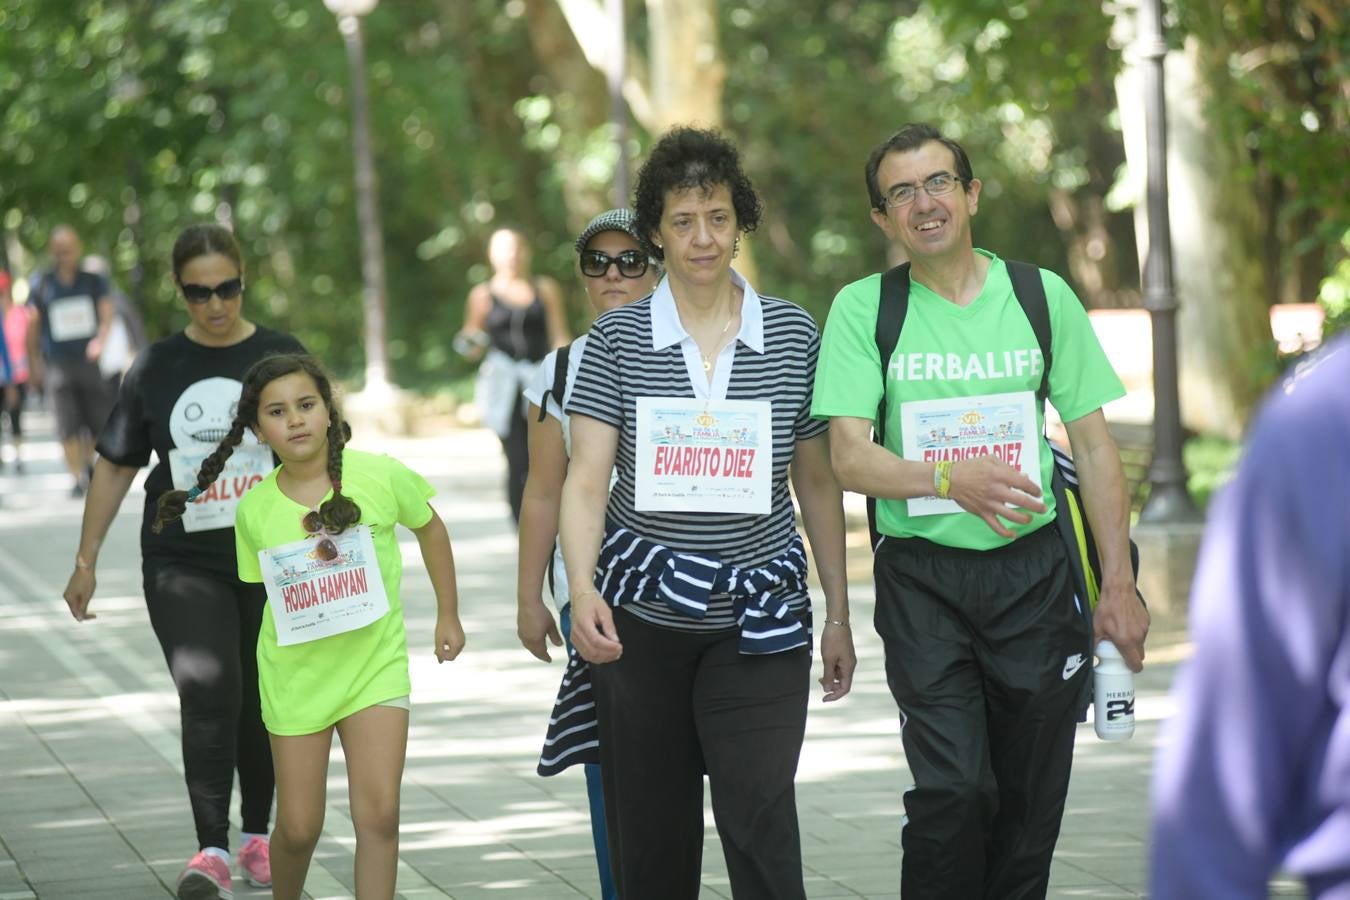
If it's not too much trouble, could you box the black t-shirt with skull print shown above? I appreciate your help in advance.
[97,327,306,577]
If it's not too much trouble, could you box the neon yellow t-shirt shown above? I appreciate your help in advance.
[235,449,435,735]
[811,251,1124,550]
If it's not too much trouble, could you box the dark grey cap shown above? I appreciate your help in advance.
[574,208,644,254]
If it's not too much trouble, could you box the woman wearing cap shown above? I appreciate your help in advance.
[62,223,305,899]
[548,128,856,897]
[517,208,658,900]
[454,228,570,524]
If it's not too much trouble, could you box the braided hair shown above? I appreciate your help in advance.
[152,353,360,534]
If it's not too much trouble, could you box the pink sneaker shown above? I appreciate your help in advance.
[237,835,272,888]
[175,850,233,899]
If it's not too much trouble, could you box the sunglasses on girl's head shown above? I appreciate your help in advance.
[180,277,244,304]
[580,250,649,279]
[302,510,339,561]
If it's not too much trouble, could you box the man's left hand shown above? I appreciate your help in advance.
[1093,582,1149,672]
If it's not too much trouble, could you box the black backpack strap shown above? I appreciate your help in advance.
[536,343,571,423]
[1006,260,1051,406]
[868,262,912,550]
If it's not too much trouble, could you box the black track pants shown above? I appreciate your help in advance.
[144,561,275,850]
[590,610,811,900]
[872,525,1090,900]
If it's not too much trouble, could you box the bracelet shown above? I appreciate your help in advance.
[74,557,94,571]
[573,589,602,603]
[824,619,850,629]
[934,460,953,499]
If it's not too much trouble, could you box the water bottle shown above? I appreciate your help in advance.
[1093,640,1135,741]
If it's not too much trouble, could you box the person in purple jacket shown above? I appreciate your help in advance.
[1151,333,1350,899]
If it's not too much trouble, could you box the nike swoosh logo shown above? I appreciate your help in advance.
[1062,654,1086,680]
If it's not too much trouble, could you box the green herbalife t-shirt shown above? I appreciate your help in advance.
[236,449,435,735]
[811,251,1124,550]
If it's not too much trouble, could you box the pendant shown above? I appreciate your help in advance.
[702,356,712,372]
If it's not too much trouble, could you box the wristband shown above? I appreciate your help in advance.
[934,460,953,499]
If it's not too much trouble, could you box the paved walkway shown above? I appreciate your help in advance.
[0,407,1300,899]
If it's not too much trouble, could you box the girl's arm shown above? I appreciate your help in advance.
[412,507,465,662]
[791,432,856,702]
[559,413,621,663]
[63,458,140,621]
[516,404,567,661]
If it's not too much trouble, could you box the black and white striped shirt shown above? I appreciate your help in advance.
[566,270,828,631]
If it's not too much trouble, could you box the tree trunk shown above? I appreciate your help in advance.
[1116,36,1273,439]
[522,0,614,232]
[644,0,724,132]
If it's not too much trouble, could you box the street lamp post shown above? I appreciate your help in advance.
[605,0,629,207]
[324,0,394,397]
[1136,0,1200,524]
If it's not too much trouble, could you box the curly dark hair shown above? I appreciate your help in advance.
[153,353,360,535]
[864,123,975,211]
[633,126,762,261]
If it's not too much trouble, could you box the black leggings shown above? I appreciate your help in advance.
[144,561,275,851]
[2,383,25,437]
[500,394,529,523]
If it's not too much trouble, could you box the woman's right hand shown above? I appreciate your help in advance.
[569,588,622,664]
[451,329,489,360]
[517,597,563,662]
[63,568,97,621]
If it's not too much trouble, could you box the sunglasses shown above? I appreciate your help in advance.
[580,250,648,279]
[181,277,244,304]
[302,510,340,562]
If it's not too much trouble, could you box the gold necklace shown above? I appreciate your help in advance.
[701,314,736,372]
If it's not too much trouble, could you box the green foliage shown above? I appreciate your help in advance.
[1319,230,1350,337]
[1171,0,1350,301]
[1,0,1343,395]
[1183,434,1242,511]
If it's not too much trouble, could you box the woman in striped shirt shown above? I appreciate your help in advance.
[556,127,855,898]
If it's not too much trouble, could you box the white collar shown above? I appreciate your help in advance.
[650,268,765,355]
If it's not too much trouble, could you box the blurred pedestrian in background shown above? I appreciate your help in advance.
[27,225,117,495]
[455,226,569,524]
[0,270,31,471]
[82,253,148,389]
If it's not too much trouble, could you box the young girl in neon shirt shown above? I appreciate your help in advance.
[155,352,465,899]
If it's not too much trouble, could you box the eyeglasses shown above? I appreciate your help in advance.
[302,510,339,562]
[882,172,964,209]
[580,250,649,279]
[180,278,244,304]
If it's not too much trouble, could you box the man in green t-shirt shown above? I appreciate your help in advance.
[812,123,1149,899]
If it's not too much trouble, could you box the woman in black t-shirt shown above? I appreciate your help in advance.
[62,223,304,900]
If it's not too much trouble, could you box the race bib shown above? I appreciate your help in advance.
[899,390,1041,516]
[168,444,273,533]
[47,295,98,342]
[259,525,389,646]
[635,397,772,514]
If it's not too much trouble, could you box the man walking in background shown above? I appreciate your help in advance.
[27,225,116,495]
